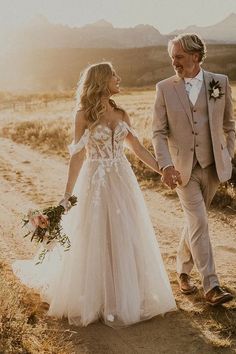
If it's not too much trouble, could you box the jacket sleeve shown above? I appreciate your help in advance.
[152,83,173,169]
[223,76,235,158]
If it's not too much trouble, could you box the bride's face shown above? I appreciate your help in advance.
[108,70,121,95]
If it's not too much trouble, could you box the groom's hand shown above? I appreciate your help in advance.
[162,166,182,189]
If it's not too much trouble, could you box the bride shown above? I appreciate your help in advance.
[13,62,176,327]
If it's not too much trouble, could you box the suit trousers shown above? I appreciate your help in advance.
[176,163,220,293]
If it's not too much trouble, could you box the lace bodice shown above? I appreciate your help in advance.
[69,121,137,160]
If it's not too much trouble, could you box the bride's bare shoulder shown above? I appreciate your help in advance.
[74,110,88,130]
[120,110,131,126]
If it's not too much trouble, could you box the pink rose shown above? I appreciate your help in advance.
[31,214,49,229]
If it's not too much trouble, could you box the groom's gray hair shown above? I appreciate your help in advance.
[168,33,207,63]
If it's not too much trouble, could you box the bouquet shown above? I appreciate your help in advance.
[22,196,77,264]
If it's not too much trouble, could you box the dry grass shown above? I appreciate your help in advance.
[173,278,236,350]
[0,90,74,104]
[0,261,74,354]
[190,312,235,349]
[213,180,236,210]
[0,87,236,206]
[1,119,72,159]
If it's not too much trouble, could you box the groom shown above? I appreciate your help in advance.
[152,33,235,305]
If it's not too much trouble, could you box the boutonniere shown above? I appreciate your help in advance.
[208,79,224,101]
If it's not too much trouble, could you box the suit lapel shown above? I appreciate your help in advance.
[203,70,214,126]
[173,76,193,128]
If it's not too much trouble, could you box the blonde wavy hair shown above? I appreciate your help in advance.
[75,62,123,127]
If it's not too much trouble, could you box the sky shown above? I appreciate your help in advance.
[0,0,236,34]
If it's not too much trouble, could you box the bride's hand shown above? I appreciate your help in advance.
[59,192,72,212]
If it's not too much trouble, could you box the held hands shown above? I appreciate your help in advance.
[161,166,182,189]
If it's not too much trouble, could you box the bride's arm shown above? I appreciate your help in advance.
[123,112,161,175]
[63,111,88,198]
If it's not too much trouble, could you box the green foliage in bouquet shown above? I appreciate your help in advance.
[22,196,77,264]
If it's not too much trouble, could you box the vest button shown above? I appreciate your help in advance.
[194,121,197,124]
[193,109,197,112]
[195,132,198,135]
[196,144,199,147]
[192,131,194,134]
[190,148,194,151]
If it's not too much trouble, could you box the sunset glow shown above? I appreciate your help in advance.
[0,0,236,33]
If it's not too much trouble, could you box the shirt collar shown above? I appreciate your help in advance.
[184,69,203,83]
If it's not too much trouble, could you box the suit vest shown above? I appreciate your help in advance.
[188,82,215,169]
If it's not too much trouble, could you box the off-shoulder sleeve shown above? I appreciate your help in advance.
[123,121,138,138]
[68,129,90,156]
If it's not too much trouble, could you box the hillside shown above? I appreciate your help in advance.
[171,13,236,43]
[1,45,236,91]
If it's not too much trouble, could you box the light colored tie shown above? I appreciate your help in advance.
[186,78,200,105]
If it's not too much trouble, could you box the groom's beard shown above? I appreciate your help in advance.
[173,67,184,78]
[174,67,186,79]
[173,64,201,79]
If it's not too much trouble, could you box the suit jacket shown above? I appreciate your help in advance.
[152,70,235,186]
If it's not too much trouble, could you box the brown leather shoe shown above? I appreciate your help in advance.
[178,273,197,294]
[205,286,234,306]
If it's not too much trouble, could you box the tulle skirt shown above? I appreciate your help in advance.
[13,156,176,327]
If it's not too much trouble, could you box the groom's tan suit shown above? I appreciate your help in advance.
[152,70,235,293]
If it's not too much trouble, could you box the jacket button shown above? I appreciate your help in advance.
[195,132,198,135]
[194,121,197,124]
[196,144,199,147]
[190,148,194,151]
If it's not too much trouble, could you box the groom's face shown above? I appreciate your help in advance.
[170,42,200,78]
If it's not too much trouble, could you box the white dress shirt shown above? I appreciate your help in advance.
[184,69,203,105]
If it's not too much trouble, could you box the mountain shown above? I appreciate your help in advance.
[6,16,167,50]
[3,13,236,53]
[85,19,114,28]
[171,13,236,43]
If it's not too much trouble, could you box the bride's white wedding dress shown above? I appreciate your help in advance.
[13,120,176,327]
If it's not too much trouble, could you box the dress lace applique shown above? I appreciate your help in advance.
[68,129,90,156]
[122,121,138,138]
[68,121,139,205]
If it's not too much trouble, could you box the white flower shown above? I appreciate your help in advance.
[208,79,224,101]
[107,314,114,322]
[212,88,220,98]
